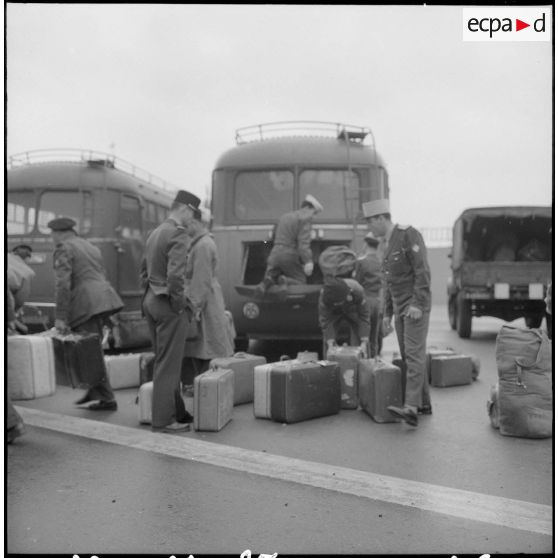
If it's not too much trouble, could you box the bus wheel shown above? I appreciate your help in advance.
[448,295,457,330]
[234,337,250,352]
[456,293,472,338]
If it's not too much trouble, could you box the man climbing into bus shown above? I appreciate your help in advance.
[256,194,323,295]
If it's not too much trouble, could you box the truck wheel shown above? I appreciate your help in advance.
[456,294,472,338]
[448,296,457,330]
[525,314,543,329]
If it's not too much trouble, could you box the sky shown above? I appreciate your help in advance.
[5,3,553,229]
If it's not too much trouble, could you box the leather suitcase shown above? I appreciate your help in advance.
[51,333,106,389]
[326,345,362,409]
[209,352,266,405]
[138,381,154,424]
[430,354,473,387]
[193,367,234,431]
[269,360,341,424]
[7,335,56,400]
[426,348,456,384]
[359,358,402,423]
[139,352,155,386]
[105,353,141,390]
[253,357,296,419]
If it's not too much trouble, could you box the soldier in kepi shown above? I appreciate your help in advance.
[362,199,432,427]
[48,217,124,411]
[256,194,323,294]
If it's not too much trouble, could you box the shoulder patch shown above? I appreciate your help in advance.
[412,244,420,253]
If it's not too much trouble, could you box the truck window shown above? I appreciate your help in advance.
[7,192,35,234]
[299,169,360,220]
[234,170,294,220]
[37,191,92,235]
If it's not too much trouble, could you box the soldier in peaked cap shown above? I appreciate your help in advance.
[362,198,432,427]
[256,194,324,294]
[139,189,201,433]
[47,216,124,411]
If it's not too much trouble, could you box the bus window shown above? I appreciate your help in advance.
[299,169,359,220]
[119,194,142,239]
[234,170,294,220]
[37,191,92,235]
[7,192,35,234]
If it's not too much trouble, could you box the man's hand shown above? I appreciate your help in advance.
[55,319,70,334]
[405,305,423,320]
[303,262,314,277]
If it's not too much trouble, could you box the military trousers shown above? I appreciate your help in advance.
[393,310,431,409]
[365,295,382,358]
[143,290,189,429]
[264,246,306,285]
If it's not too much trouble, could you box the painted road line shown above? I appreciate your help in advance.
[17,406,552,537]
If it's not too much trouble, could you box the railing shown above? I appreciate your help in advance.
[235,121,372,145]
[8,148,179,194]
[418,227,453,247]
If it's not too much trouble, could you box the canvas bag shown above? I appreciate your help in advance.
[494,325,553,438]
[318,246,357,278]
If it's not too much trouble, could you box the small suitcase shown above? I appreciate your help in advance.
[139,352,156,386]
[7,335,56,400]
[426,348,456,384]
[209,352,266,405]
[253,356,295,419]
[269,360,341,424]
[326,345,362,409]
[104,353,141,390]
[430,354,473,387]
[138,381,154,424]
[51,333,106,388]
[359,358,402,423]
[193,367,234,431]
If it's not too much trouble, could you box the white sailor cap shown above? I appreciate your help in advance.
[304,194,324,213]
[362,198,390,218]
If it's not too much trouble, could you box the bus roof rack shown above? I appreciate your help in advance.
[235,121,372,145]
[7,148,178,194]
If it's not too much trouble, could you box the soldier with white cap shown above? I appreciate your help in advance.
[362,198,432,427]
[257,194,324,292]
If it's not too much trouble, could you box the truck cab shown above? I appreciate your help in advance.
[447,206,552,338]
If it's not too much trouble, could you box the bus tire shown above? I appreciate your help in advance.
[448,295,457,330]
[456,293,472,338]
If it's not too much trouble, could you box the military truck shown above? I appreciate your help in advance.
[447,206,552,338]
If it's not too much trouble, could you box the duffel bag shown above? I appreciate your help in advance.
[318,245,356,278]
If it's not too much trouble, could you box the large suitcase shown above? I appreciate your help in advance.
[209,352,266,405]
[7,335,56,400]
[193,367,234,431]
[269,360,341,424]
[138,381,154,424]
[51,333,106,388]
[104,353,141,390]
[326,345,362,409]
[359,358,402,423]
[253,356,296,419]
[430,354,473,387]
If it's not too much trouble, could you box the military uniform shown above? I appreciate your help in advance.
[140,218,193,429]
[52,234,123,402]
[382,224,432,410]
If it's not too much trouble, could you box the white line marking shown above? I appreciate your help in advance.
[17,406,552,536]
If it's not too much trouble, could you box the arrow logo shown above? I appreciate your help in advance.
[516,18,530,31]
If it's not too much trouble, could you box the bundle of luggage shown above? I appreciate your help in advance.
[487,325,552,439]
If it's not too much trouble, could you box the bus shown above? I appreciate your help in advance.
[7,148,177,348]
[210,121,389,349]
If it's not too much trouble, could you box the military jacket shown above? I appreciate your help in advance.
[382,224,431,318]
[139,218,191,313]
[53,235,123,327]
[271,209,313,264]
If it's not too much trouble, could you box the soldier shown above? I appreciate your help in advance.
[7,245,36,334]
[256,194,323,293]
[362,199,432,427]
[48,217,123,410]
[140,189,200,433]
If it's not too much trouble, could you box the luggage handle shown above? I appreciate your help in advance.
[233,352,250,359]
[279,355,291,361]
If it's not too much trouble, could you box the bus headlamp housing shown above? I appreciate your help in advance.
[243,302,260,319]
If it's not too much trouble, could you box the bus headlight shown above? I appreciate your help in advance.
[243,302,260,319]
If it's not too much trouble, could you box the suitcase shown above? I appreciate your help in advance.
[269,360,341,424]
[51,333,106,388]
[391,355,407,402]
[138,381,154,424]
[253,356,296,419]
[426,348,456,384]
[209,352,266,405]
[359,358,402,423]
[430,354,473,387]
[7,335,56,400]
[139,352,155,386]
[326,345,362,409]
[193,367,234,431]
[104,353,141,390]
